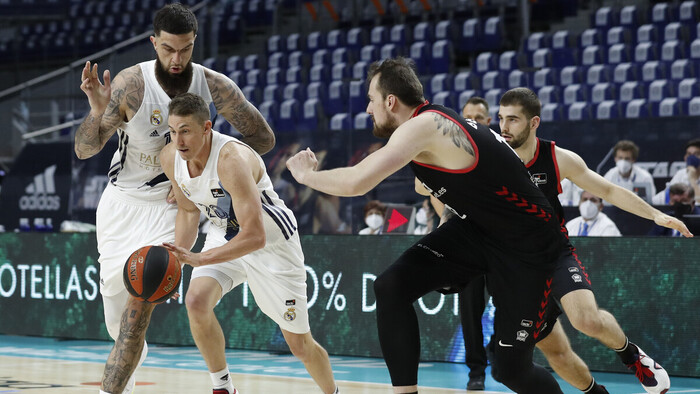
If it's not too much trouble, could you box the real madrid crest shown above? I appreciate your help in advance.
[150,109,163,126]
[284,307,296,321]
[180,183,191,197]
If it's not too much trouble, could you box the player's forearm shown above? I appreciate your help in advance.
[174,209,200,250]
[74,110,106,159]
[604,186,658,220]
[199,231,266,266]
[302,167,375,197]
[239,121,275,155]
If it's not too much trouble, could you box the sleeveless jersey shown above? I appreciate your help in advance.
[173,131,297,245]
[409,103,566,266]
[108,60,213,199]
[525,138,565,225]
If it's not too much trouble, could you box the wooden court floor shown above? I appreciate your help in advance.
[0,335,698,393]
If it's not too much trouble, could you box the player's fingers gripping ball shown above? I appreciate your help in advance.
[123,245,182,304]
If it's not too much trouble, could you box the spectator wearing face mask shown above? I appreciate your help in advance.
[653,138,700,204]
[649,183,700,236]
[359,200,387,235]
[566,191,621,236]
[603,140,656,203]
[413,197,437,235]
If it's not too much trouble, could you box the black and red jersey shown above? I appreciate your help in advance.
[525,138,565,226]
[409,103,567,267]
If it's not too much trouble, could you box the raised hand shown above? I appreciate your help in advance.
[80,61,112,114]
[286,147,318,185]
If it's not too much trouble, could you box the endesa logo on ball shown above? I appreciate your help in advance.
[19,165,61,211]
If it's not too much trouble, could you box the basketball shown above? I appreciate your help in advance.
[122,245,182,304]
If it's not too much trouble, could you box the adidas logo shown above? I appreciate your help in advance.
[149,130,160,137]
[19,165,61,211]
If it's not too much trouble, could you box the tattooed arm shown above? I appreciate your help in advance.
[75,63,143,159]
[205,68,275,155]
[433,113,475,156]
[101,297,155,393]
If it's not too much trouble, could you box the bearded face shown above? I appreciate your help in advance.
[154,56,193,97]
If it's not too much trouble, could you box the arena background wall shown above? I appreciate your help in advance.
[0,233,698,378]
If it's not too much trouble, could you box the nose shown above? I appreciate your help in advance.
[366,102,372,114]
[172,52,181,65]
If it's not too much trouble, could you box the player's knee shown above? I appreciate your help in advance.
[286,335,313,361]
[184,290,212,318]
[540,344,570,367]
[374,270,401,303]
[569,309,604,336]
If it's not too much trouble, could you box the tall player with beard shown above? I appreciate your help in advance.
[74,4,275,394]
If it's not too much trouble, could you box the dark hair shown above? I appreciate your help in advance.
[613,140,639,161]
[464,96,489,111]
[669,183,694,199]
[168,93,210,124]
[366,57,425,107]
[499,87,541,119]
[363,200,387,217]
[153,3,198,36]
[685,138,700,152]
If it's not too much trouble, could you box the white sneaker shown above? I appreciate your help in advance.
[626,344,670,394]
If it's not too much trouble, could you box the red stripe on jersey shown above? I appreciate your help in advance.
[525,138,541,168]
[549,140,563,194]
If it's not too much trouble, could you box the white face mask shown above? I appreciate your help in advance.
[616,159,632,175]
[365,213,384,230]
[579,200,599,221]
[415,208,428,225]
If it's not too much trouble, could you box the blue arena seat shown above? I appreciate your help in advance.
[331,62,350,81]
[432,91,456,109]
[582,45,605,66]
[309,64,330,84]
[268,52,286,69]
[475,52,498,74]
[525,32,550,54]
[409,41,430,74]
[352,61,369,80]
[635,42,659,63]
[596,100,621,119]
[688,96,700,115]
[484,88,503,108]
[587,64,612,85]
[538,86,562,105]
[651,2,674,29]
[563,84,588,105]
[499,51,519,72]
[590,83,616,104]
[429,73,453,97]
[346,27,367,52]
[265,67,282,86]
[326,80,348,115]
[246,68,263,87]
[267,34,285,53]
[671,59,695,80]
[228,70,244,86]
[435,20,457,41]
[287,33,302,52]
[414,21,435,43]
[593,6,616,30]
[648,79,674,104]
[691,38,700,61]
[288,51,304,68]
[607,43,631,64]
[620,5,642,29]
[277,99,300,132]
[263,84,282,103]
[431,40,452,74]
[636,25,660,43]
[541,103,564,122]
[607,26,633,46]
[483,16,502,51]
[664,22,689,42]
[680,1,699,26]
[642,61,669,83]
[327,29,345,50]
[533,68,558,89]
[359,44,379,63]
[312,48,330,66]
[329,113,352,131]
[332,47,352,65]
[661,40,685,62]
[285,66,304,84]
[380,43,400,59]
[348,80,367,114]
[619,81,646,103]
[508,70,530,89]
[560,66,584,86]
[613,63,640,85]
[481,71,506,90]
[283,83,305,102]
[454,71,479,92]
[532,48,553,68]
[306,81,328,102]
[370,25,389,46]
[657,97,684,117]
[390,24,410,47]
[299,98,324,131]
[307,31,325,53]
[677,78,700,102]
[579,28,602,47]
[460,18,481,52]
[241,86,260,106]
[552,30,577,67]
[568,102,593,120]
[244,54,259,71]
[625,99,651,118]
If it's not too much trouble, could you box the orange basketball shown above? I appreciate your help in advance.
[122,245,182,304]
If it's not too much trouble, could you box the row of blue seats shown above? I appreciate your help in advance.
[588,2,698,30]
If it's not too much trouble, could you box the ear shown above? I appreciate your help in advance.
[386,94,396,111]
[204,120,213,134]
[150,35,157,49]
[530,115,541,130]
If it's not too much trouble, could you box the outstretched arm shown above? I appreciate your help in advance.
[205,69,275,154]
[558,147,693,237]
[160,144,200,250]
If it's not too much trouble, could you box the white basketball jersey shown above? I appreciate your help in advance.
[174,131,298,245]
[108,60,213,199]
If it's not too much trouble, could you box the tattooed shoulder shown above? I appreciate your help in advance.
[205,69,241,112]
[119,66,144,116]
[433,113,474,155]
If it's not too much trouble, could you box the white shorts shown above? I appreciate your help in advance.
[191,231,310,334]
[96,183,177,296]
